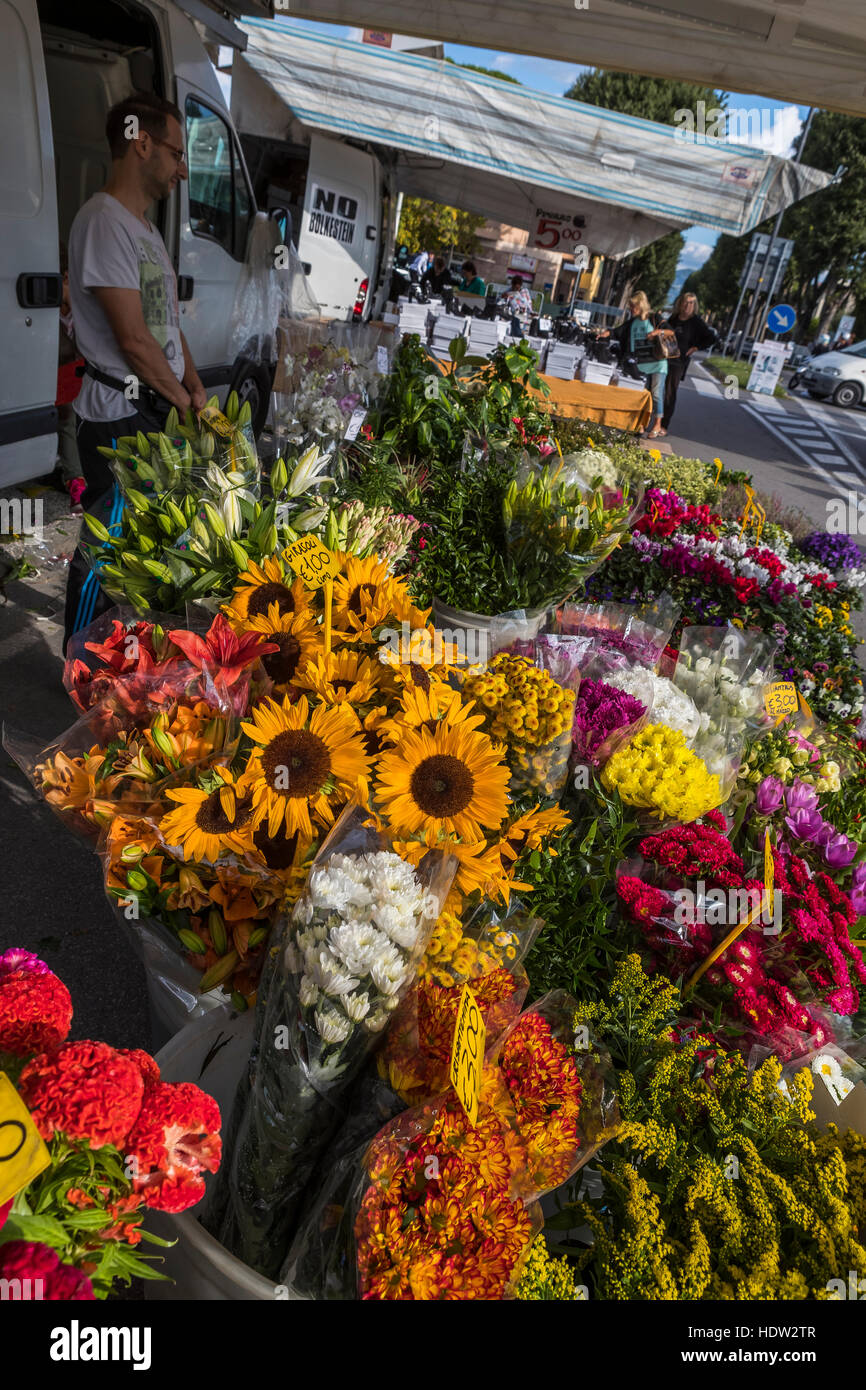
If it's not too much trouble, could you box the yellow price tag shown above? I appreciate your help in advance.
[284,535,341,591]
[0,1073,50,1207]
[198,405,236,439]
[449,984,486,1127]
[763,681,798,720]
[764,828,774,905]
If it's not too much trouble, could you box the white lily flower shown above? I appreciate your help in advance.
[287,444,334,497]
[293,504,330,533]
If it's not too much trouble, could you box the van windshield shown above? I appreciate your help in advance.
[842,340,866,357]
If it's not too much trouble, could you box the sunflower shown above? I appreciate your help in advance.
[240,694,371,840]
[379,680,486,746]
[499,806,572,869]
[375,722,510,841]
[242,602,323,693]
[394,834,523,906]
[224,556,313,628]
[294,647,382,707]
[160,768,255,863]
[332,553,395,641]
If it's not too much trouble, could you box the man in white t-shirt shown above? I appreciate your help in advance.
[65,91,206,647]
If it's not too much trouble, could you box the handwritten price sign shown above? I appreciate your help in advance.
[763,681,798,720]
[284,535,340,590]
[0,1073,50,1207]
[449,984,486,1127]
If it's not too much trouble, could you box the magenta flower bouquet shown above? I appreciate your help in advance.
[571,676,649,768]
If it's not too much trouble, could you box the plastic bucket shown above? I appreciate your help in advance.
[431,597,548,661]
[144,1007,298,1301]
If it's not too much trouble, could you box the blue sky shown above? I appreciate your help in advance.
[255,20,810,284]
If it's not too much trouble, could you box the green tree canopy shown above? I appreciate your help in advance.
[564,71,727,308]
[397,198,486,257]
[682,234,752,317]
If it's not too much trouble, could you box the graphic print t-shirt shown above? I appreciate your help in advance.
[69,192,183,421]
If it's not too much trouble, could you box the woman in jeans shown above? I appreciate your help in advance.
[602,291,668,437]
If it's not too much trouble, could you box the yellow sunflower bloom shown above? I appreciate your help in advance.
[294,646,382,707]
[160,768,256,863]
[242,601,323,693]
[240,694,371,840]
[224,555,313,628]
[379,680,487,746]
[375,721,510,841]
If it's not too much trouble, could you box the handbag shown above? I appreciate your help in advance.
[634,328,680,363]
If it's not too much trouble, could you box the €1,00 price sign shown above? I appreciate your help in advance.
[284,535,340,590]
[449,984,486,1127]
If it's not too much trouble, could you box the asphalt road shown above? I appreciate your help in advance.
[2,364,865,1054]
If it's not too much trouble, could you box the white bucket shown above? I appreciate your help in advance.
[144,1006,298,1301]
[431,597,548,660]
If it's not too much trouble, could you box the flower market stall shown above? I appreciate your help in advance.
[3,331,866,1306]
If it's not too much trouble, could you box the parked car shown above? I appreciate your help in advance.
[799,341,866,408]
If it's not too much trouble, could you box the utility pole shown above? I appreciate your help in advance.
[740,106,814,356]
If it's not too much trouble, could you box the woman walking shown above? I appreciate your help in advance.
[606,291,669,437]
[661,290,717,430]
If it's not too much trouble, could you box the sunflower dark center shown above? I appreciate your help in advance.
[262,730,330,798]
[409,662,431,692]
[332,679,353,697]
[362,729,383,759]
[348,581,376,616]
[195,787,253,836]
[263,635,302,685]
[248,582,295,619]
[253,824,300,870]
[410,754,474,818]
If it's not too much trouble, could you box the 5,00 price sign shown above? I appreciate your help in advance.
[449,984,486,1127]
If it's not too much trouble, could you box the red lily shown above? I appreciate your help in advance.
[167,613,278,688]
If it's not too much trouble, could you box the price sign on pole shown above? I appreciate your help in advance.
[450,984,486,1127]
[763,681,798,721]
[0,1073,50,1207]
[284,535,340,590]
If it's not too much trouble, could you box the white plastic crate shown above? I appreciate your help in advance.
[578,359,616,385]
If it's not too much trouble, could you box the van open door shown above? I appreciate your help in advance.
[0,0,60,486]
[298,134,381,321]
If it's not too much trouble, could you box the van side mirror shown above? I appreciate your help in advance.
[269,205,291,246]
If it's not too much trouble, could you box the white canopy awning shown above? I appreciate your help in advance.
[280,1,866,118]
[235,19,831,258]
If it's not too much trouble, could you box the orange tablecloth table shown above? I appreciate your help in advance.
[531,374,653,433]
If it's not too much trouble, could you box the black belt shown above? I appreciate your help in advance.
[79,361,170,418]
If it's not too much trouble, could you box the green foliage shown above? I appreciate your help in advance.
[444,57,521,84]
[396,197,486,257]
[564,70,726,125]
[613,230,686,309]
[1,1135,172,1298]
[683,232,755,317]
[519,781,641,1001]
[555,957,866,1300]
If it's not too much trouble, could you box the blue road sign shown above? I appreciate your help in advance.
[767,303,796,334]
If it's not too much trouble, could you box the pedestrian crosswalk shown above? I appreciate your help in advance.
[677,365,866,485]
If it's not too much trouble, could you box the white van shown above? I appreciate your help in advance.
[0,0,274,489]
[231,53,398,323]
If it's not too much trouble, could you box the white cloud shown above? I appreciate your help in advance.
[725,104,802,157]
[679,241,715,269]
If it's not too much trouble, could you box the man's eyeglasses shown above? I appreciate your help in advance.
[150,135,187,166]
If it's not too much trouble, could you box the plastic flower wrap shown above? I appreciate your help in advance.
[607,668,701,742]
[558,593,680,669]
[601,723,723,824]
[206,805,455,1279]
[502,452,643,607]
[274,331,389,450]
[672,624,776,748]
[461,652,575,802]
[570,674,651,770]
[283,992,618,1300]
[378,899,541,1107]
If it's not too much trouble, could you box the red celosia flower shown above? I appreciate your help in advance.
[119,1049,161,1087]
[0,949,72,1058]
[19,1041,144,1149]
[0,1240,94,1300]
[124,1081,221,1213]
